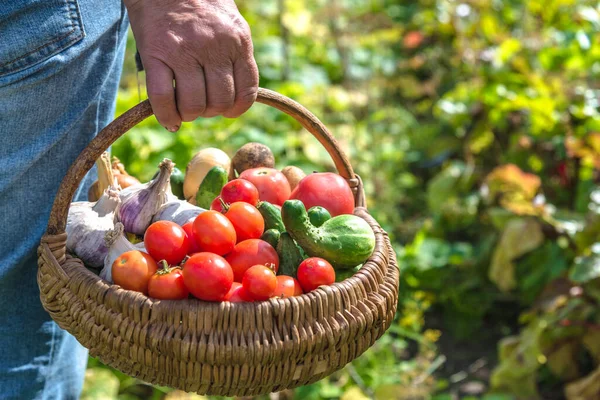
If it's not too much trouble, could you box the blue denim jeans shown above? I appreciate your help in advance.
[0,1,128,398]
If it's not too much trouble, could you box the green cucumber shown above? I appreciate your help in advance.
[153,167,185,200]
[308,206,331,227]
[196,166,228,208]
[258,201,285,232]
[261,229,281,248]
[276,232,304,277]
[281,200,375,269]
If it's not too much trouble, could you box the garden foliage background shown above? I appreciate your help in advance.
[82,1,600,399]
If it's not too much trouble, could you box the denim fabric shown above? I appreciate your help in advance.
[0,0,128,398]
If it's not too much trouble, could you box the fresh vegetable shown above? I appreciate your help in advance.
[184,148,231,202]
[290,172,355,216]
[112,250,158,294]
[111,156,141,189]
[210,196,225,212]
[144,221,190,266]
[88,152,117,202]
[281,166,306,192]
[260,229,280,248]
[257,201,285,232]
[307,206,331,227]
[182,221,201,254]
[153,167,185,200]
[297,257,335,292]
[67,187,120,268]
[225,239,279,282]
[148,262,189,300]
[274,275,303,298]
[196,166,228,208]
[223,202,265,242]
[182,252,233,301]
[192,210,237,255]
[276,232,304,277]
[282,200,376,269]
[152,199,204,226]
[239,167,291,206]
[223,282,253,302]
[169,167,185,199]
[221,179,259,206]
[102,222,137,282]
[230,142,275,180]
[118,159,173,235]
[242,264,277,301]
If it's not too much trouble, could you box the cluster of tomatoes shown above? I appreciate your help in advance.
[111,171,336,302]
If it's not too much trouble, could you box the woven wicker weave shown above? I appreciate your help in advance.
[37,88,399,396]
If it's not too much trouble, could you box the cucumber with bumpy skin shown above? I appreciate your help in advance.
[261,229,281,248]
[258,201,285,232]
[276,232,304,277]
[195,166,227,208]
[308,206,331,227]
[282,200,375,269]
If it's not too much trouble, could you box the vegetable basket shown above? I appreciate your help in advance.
[37,88,399,396]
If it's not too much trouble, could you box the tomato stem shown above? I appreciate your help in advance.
[156,260,173,276]
[219,197,230,213]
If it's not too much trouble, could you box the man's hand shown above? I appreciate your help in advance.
[125,0,259,131]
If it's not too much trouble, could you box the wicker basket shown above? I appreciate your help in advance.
[37,88,399,397]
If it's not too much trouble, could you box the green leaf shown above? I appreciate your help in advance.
[489,218,544,292]
[569,256,600,283]
[81,368,120,400]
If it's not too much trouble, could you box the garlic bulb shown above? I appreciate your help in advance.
[152,198,205,226]
[118,158,174,235]
[101,222,138,283]
[66,187,120,268]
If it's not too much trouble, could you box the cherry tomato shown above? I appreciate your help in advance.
[144,221,190,265]
[225,239,279,282]
[210,196,225,213]
[242,265,277,301]
[148,263,189,300]
[239,167,291,206]
[221,179,259,206]
[182,252,233,301]
[273,275,303,298]
[223,282,254,302]
[224,202,265,242]
[192,210,236,255]
[112,250,158,294]
[182,221,201,254]
[297,257,336,292]
[290,172,354,216]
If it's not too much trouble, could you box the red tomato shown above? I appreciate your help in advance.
[290,172,354,216]
[182,252,233,301]
[221,179,259,206]
[182,221,201,254]
[223,282,254,302]
[224,202,265,242]
[148,264,189,300]
[192,211,236,255]
[112,250,158,294]
[273,275,303,298]
[242,265,277,301]
[144,221,190,265]
[210,196,225,213]
[225,239,279,282]
[239,167,291,206]
[297,257,336,292]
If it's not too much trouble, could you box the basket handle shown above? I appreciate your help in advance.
[46,87,359,235]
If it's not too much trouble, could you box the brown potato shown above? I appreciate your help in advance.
[230,142,275,180]
[281,166,306,191]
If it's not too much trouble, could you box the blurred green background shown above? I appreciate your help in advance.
[82,0,600,399]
